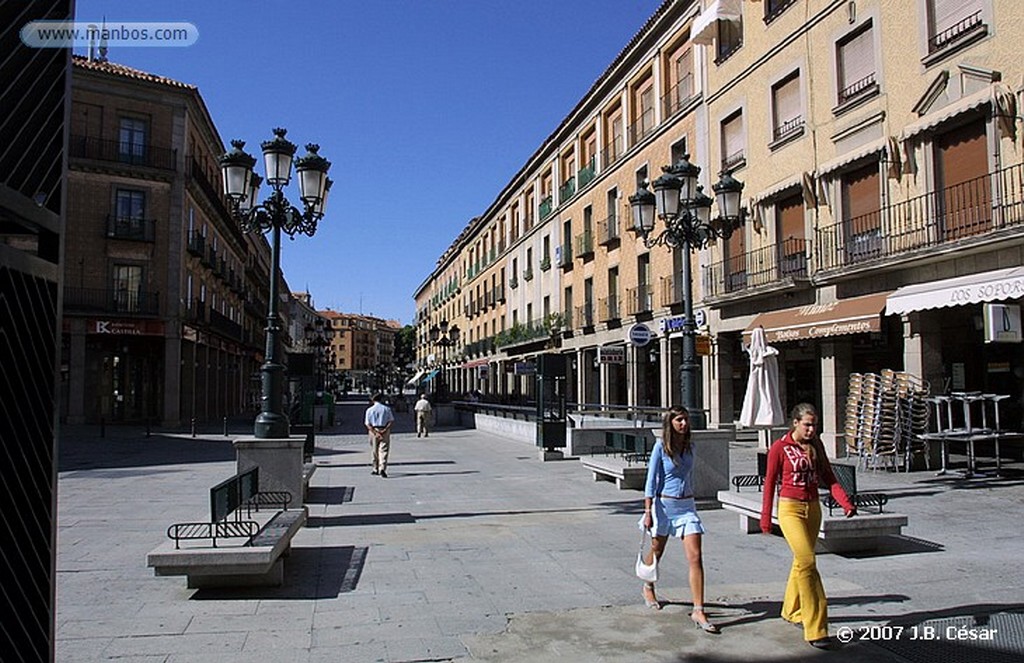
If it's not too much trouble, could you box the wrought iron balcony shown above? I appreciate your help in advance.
[662,74,695,118]
[577,156,597,189]
[599,295,620,322]
[559,176,576,204]
[574,231,594,258]
[69,135,177,171]
[598,214,620,245]
[660,273,684,307]
[558,243,574,268]
[626,285,653,315]
[106,215,155,242]
[539,195,554,220]
[209,307,242,341]
[928,10,984,54]
[575,304,594,329]
[628,109,656,146]
[64,287,160,316]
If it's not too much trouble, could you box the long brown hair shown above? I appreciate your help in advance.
[790,402,826,476]
[661,405,692,462]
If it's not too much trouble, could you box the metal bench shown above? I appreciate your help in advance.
[823,462,889,516]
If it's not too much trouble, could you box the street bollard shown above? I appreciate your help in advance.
[223,416,228,436]
[191,417,196,438]
[146,418,151,438]
[99,417,105,438]
[318,414,324,432]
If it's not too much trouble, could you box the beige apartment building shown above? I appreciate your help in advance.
[324,310,400,391]
[414,0,1024,450]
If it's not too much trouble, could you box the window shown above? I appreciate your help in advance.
[604,105,624,167]
[927,0,984,54]
[564,286,573,328]
[764,0,796,23]
[936,118,991,240]
[841,162,883,262]
[771,72,803,143]
[632,75,656,144]
[721,111,745,171]
[664,44,694,117]
[775,193,806,276]
[115,189,145,220]
[118,117,147,164]
[670,138,688,165]
[112,264,143,312]
[836,22,877,107]
[716,15,743,63]
[724,225,747,292]
[607,266,619,320]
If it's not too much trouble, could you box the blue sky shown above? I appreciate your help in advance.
[74,0,665,324]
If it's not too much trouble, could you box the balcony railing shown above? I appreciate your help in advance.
[816,162,1024,272]
[602,137,623,170]
[628,109,656,146]
[69,135,177,171]
[577,156,597,189]
[663,74,695,118]
[722,150,746,172]
[575,304,594,329]
[703,239,809,298]
[659,273,684,307]
[574,231,594,258]
[599,295,620,322]
[187,156,232,219]
[540,255,551,271]
[772,116,805,143]
[928,10,984,54]
[106,215,155,242]
[209,307,242,341]
[559,177,576,203]
[626,285,653,315]
[522,267,534,282]
[509,276,519,290]
[187,233,205,257]
[558,243,573,268]
[598,214,620,245]
[837,73,878,106]
[539,195,553,220]
[64,287,160,316]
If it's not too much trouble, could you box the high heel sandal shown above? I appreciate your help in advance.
[690,605,719,633]
[642,582,661,610]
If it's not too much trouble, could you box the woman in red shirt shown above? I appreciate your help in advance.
[761,403,856,649]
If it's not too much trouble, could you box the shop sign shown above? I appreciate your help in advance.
[88,319,164,336]
[695,335,712,356]
[628,323,653,347]
[598,346,625,364]
[659,309,706,334]
[478,365,490,378]
[514,361,536,375]
[983,303,1022,343]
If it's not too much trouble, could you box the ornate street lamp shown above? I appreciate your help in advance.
[220,128,332,438]
[428,319,460,402]
[629,155,745,429]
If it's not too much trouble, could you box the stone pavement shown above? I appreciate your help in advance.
[55,403,1024,662]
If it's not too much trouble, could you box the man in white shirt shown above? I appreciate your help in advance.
[364,393,395,477]
[414,393,432,437]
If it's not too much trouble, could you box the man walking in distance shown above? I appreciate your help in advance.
[414,393,432,437]
[365,393,394,477]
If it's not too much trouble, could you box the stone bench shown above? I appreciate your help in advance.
[716,490,908,553]
[580,455,647,490]
[147,507,307,588]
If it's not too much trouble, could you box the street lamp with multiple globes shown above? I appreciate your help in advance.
[629,154,745,429]
[305,318,330,392]
[220,128,332,439]
[428,320,460,401]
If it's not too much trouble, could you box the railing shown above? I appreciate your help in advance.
[539,195,553,220]
[575,231,594,258]
[575,304,594,328]
[929,10,983,53]
[772,116,804,142]
[187,156,232,220]
[522,267,534,282]
[763,0,796,23]
[625,285,653,315]
[628,108,656,147]
[209,308,242,341]
[106,215,155,242]
[598,214,620,244]
[495,319,551,349]
[559,176,576,203]
[703,239,809,297]
[838,73,877,106]
[187,233,205,257]
[662,74,695,118]
[69,135,177,171]
[540,256,551,271]
[598,295,619,322]
[816,162,1024,272]
[562,308,575,332]
[509,276,519,290]
[722,150,745,172]
[602,137,623,170]
[578,157,597,189]
[558,243,573,268]
[64,287,160,316]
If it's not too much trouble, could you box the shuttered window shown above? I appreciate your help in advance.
[838,23,875,103]
[721,111,745,170]
[928,0,982,51]
[772,73,802,139]
[937,118,991,239]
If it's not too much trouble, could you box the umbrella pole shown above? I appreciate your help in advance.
[759,428,772,450]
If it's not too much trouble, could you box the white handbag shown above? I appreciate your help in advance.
[635,528,658,582]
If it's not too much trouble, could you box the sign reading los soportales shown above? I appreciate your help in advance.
[628,323,654,347]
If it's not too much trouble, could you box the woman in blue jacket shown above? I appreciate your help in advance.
[639,405,718,633]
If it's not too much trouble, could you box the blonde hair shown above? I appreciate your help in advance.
[790,402,826,475]
[661,405,692,463]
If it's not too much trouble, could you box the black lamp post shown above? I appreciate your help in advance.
[428,319,460,402]
[220,128,332,439]
[305,318,330,392]
[629,155,745,429]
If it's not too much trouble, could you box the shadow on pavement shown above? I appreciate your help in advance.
[305,485,354,505]
[59,432,235,471]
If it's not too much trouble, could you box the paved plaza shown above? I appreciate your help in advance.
[55,402,1024,662]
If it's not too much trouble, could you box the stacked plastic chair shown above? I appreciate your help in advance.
[843,372,884,466]
[844,370,930,471]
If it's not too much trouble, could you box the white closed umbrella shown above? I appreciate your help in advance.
[740,326,785,448]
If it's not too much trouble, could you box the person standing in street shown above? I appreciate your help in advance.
[760,402,856,650]
[414,393,432,437]
[364,393,395,478]
[639,405,718,633]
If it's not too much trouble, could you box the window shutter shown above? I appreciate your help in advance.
[931,0,979,36]
[777,194,804,241]
[839,24,874,91]
[722,112,744,160]
[774,74,801,126]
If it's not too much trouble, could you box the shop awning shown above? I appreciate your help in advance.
[463,358,489,369]
[886,267,1024,316]
[690,0,742,45]
[420,368,440,384]
[900,86,992,141]
[744,292,891,343]
[405,369,425,386]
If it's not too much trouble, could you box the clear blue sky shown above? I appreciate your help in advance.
[74,0,665,324]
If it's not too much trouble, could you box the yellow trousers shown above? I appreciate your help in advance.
[777,498,828,641]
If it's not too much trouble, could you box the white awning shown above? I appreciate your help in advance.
[886,267,1024,316]
[691,0,743,46]
[815,137,887,177]
[901,87,993,141]
[405,369,425,386]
